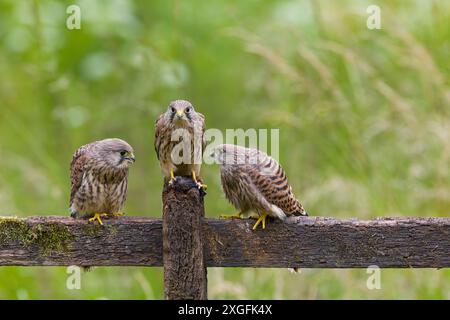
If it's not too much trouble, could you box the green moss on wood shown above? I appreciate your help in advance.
[32,223,74,255]
[81,224,104,237]
[106,224,118,236]
[81,222,118,237]
[0,217,30,244]
[0,217,74,255]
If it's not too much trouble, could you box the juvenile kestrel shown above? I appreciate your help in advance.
[154,100,206,189]
[213,144,307,230]
[70,138,135,225]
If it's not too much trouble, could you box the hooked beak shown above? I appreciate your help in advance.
[175,109,185,120]
[124,153,136,163]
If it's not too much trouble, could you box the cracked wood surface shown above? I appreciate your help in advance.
[0,215,449,268]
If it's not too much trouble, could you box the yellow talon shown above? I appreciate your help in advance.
[88,213,107,225]
[169,170,176,185]
[192,171,207,190]
[220,212,242,219]
[113,212,124,217]
[252,213,268,230]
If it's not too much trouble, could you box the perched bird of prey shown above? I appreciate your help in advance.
[212,144,307,230]
[70,138,135,225]
[154,100,206,189]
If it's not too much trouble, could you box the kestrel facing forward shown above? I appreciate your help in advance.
[154,100,206,189]
[70,138,135,225]
[212,144,307,230]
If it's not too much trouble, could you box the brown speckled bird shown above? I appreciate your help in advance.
[154,100,206,189]
[69,138,135,225]
[213,144,307,230]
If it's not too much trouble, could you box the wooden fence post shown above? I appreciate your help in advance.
[162,176,208,300]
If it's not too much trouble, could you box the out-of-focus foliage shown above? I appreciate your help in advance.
[0,0,449,299]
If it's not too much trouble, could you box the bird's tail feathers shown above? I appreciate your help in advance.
[69,207,78,218]
[288,268,302,273]
[293,199,308,216]
[270,205,287,221]
[293,209,308,216]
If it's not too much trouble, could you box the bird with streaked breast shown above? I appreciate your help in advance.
[69,138,135,225]
[212,144,308,231]
[154,100,207,190]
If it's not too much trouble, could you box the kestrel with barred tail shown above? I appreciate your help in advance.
[213,144,308,230]
[69,138,135,225]
[154,100,206,189]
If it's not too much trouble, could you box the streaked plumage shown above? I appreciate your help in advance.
[154,100,206,188]
[213,144,307,229]
[70,138,135,224]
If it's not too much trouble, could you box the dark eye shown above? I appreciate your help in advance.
[185,107,191,113]
[170,106,176,113]
[120,151,127,156]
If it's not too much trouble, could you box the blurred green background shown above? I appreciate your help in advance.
[0,0,449,299]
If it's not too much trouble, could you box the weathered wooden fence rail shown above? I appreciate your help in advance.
[0,178,449,299]
[1,215,449,268]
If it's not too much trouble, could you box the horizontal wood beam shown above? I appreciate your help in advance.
[0,216,449,268]
[0,216,162,267]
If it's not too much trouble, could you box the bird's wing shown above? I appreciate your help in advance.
[220,164,273,214]
[69,144,91,206]
[154,113,165,160]
[246,152,304,215]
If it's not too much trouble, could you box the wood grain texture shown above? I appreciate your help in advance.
[204,216,450,268]
[162,176,208,300]
[0,216,162,267]
[0,215,449,268]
